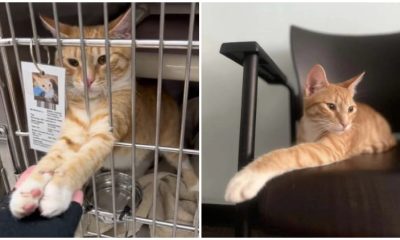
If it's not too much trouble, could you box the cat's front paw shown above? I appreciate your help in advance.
[9,179,45,219]
[39,180,73,218]
[9,170,54,219]
[225,169,274,203]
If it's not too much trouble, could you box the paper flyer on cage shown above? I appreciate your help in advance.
[21,61,66,152]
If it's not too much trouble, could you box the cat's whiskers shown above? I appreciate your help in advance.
[314,119,334,131]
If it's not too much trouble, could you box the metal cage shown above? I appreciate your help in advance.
[0,2,199,237]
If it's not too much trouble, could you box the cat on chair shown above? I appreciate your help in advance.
[225,64,396,203]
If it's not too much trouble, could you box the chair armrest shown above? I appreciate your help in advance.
[220,41,299,147]
[219,41,298,237]
[220,41,288,85]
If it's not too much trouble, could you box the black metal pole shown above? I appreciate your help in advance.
[284,84,298,144]
[235,53,259,237]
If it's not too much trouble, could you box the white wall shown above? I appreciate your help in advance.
[202,2,400,204]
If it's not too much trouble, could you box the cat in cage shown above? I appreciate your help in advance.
[10,8,198,218]
[32,73,59,110]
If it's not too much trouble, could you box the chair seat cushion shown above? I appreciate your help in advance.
[257,141,400,236]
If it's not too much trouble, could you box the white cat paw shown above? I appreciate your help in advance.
[224,169,274,203]
[39,181,73,218]
[9,179,45,219]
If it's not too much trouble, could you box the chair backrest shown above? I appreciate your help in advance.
[291,26,400,133]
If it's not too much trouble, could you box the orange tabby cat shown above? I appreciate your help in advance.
[10,8,198,218]
[225,64,396,203]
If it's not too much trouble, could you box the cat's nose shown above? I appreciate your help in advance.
[341,123,350,130]
[87,78,94,88]
[86,69,95,88]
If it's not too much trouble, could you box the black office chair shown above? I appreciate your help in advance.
[220,26,400,237]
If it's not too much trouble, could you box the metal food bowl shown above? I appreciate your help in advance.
[84,171,143,218]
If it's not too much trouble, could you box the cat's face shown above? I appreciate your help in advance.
[303,64,364,133]
[33,74,55,92]
[40,8,132,99]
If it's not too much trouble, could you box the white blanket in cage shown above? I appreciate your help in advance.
[77,170,198,237]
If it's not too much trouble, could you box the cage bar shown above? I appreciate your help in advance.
[51,3,68,116]
[0,167,10,193]
[52,3,64,67]
[194,206,199,237]
[151,3,166,237]
[3,3,30,169]
[172,2,196,237]
[85,232,114,238]
[90,176,101,236]
[28,3,41,63]
[14,131,199,155]
[0,38,199,49]
[85,209,197,231]
[0,25,28,170]
[5,4,23,85]
[77,3,90,118]
[103,3,118,237]
[0,76,20,175]
[77,3,102,237]
[28,3,41,164]
[130,2,138,237]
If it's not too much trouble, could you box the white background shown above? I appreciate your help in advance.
[202,2,400,204]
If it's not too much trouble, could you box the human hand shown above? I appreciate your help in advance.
[14,165,84,205]
[0,165,84,237]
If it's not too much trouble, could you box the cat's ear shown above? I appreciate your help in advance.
[109,8,132,39]
[50,79,58,91]
[340,72,365,93]
[39,15,71,38]
[305,64,330,96]
[32,74,40,83]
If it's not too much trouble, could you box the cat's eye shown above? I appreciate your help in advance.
[67,58,79,67]
[327,103,336,110]
[348,106,354,113]
[97,55,106,65]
